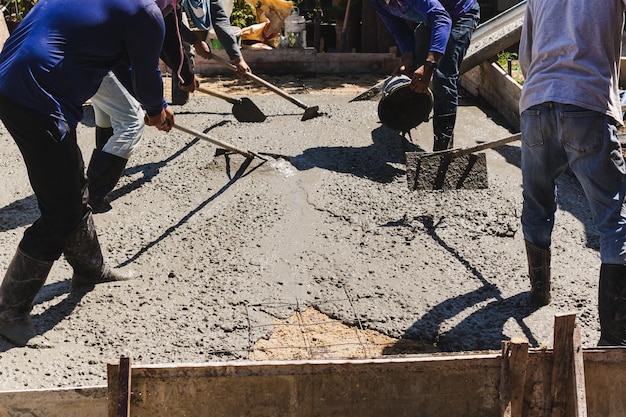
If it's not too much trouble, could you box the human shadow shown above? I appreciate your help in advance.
[290,125,423,183]
[0,279,92,351]
[381,214,540,353]
[0,194,39,232]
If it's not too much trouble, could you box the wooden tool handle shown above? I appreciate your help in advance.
[209,54,309,110]
[197,87,239,105]
[434,133,521,159]
[173,124,267,161]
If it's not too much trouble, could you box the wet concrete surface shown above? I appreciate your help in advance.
[0,88,602,390]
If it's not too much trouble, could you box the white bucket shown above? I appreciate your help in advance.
[208,26,242,50]
[284,7,306,48]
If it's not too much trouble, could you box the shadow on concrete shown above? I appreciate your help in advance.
[290,125,423,183]
[0,195,39,232]
[0,279,92,352]
[382,213,540,353]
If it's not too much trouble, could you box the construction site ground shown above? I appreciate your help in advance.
[0,73,603,391]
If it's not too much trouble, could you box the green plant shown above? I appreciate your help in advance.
[230,0,257,28]
[496,51,517,69]
[496,51,524,85]
[2,0,37,21]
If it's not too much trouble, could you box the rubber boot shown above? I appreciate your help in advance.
[171,78,189,105]
[95,126,114,151]
[87,148,128,214]
[0,248,53,346]
[63,212,135,288]
[525,240,551,306]
[433,114,456,152]
[598,264,626,346]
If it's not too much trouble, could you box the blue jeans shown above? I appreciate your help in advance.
[91,72,145,159]
[414,2,480,118]
[521,102,626,265]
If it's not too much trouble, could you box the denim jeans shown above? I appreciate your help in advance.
[91,72,145,159]
[521,102,626,265]
[414,2,480,118]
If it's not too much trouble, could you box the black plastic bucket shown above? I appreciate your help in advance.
[377,75,433,132]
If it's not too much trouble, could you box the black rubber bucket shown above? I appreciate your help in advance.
[377,75,433,132]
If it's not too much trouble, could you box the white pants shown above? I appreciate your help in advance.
[91,72,145,159]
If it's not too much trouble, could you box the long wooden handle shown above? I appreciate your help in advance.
[210,54,310,110]
[196,87,239,105]
[173,124,268,161]
[427,133,521,159]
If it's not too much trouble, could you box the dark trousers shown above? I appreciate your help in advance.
[0,95,89,261]
[414,2,480,117]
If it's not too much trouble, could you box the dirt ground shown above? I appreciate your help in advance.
[0,73,604,391]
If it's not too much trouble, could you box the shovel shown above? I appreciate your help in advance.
[349,77,389,102]
[405,133,521,191]
[209,54,322,121]
[172,123,269,161]
[197,87,266,123]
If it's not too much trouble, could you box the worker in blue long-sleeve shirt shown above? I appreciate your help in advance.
[0,0,176,347]
[371,0,480,151]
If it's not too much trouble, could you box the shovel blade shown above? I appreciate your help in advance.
[232,98,267,123]
[406,152,489,191]
[301,106,321,121]
[349,78,388,102]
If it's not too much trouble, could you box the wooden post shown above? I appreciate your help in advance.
[500,337,529,417]
[551,313,587,417]
[107,355,132,417]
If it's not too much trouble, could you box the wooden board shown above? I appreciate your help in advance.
[193,49,399,76]
[3,349,626,416]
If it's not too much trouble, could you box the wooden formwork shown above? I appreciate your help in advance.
[3,314,626,417]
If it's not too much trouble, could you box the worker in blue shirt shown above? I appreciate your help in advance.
[0,0,175,346]
[371,0,480,151]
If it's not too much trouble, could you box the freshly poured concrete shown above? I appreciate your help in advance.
[0,79,603,391]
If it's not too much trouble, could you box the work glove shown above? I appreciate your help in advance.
[145,107,174,132]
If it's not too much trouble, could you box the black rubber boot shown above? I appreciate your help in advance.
[432,114,456,152]
[525,240,551,306]
[171,79,189,105]
[0,248,53,346]
[598,264,626,346]
[95,126,114,151]
[86,148,128,214]
[63,212,135,288]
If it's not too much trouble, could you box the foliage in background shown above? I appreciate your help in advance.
[230,0,257,28]
[3,0,268,33]
[496,51,524,85]
[2,0,37,21]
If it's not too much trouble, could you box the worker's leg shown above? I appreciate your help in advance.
[431,2,480,151]
[88,72,145,213]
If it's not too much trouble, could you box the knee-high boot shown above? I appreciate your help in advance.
[87,148,128,214]
[525,240,551,305]
[95,126,114,151]
[598,264,626,346]
[63,212,135,288]
[0,248,53,346]
[433,114,456,151]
